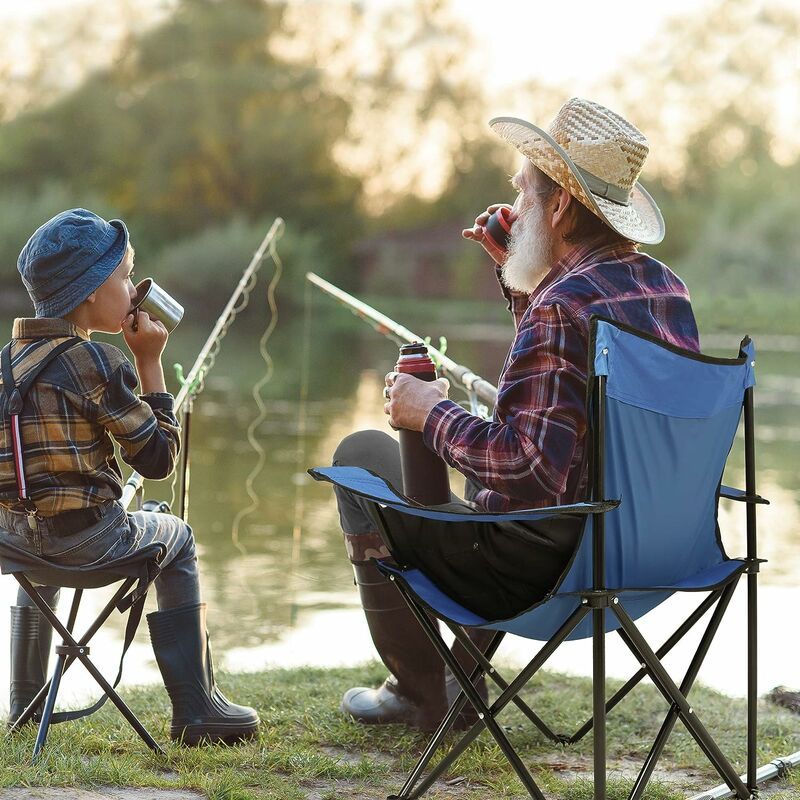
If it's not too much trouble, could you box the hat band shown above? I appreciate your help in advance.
[575,166,631,206]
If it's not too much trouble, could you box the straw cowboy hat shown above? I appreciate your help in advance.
[490,98,665,245]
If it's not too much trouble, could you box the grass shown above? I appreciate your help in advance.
[2,664,799,799]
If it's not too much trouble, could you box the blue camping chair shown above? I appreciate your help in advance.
[310,317,767,800]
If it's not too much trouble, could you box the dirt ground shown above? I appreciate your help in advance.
[1,792,205,800]
[3,778,799,800]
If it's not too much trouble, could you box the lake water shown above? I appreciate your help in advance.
[0,298,798,709]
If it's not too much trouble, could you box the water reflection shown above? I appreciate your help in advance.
[0,308,798,706]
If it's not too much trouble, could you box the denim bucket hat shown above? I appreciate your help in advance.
[17,208,129,318]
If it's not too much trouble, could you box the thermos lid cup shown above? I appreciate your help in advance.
[484,206,514,252]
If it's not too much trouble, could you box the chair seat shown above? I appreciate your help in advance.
[379,557,747,639]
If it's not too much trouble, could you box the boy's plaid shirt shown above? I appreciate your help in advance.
[423,240,700,512]
[0,318,180,517]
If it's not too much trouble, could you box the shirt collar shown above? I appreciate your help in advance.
[530,238,640,301]
[12,318,90,341]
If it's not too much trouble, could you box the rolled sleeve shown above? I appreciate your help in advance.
[97,364,181,479]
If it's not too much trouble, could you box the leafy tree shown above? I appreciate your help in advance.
[0,0,363,285]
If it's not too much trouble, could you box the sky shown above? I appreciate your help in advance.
[0,0,718,93]
[450,0,718,91]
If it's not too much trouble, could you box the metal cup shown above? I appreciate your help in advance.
[131,279,184,332]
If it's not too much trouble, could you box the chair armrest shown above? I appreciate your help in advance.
[308,465,619,523]
[720,485,769,505]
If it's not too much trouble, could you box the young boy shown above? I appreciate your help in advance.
[0,208,259,744]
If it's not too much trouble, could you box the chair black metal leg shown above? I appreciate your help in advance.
[391,580,548,800]
[612,601,750,799]
[627,582,737,800]
[391,585,590,800]
[744,385,759,793]
[65,588,82,632]
[747,567,758,792]
[393,630,505,799]
[32,653,67,761]
[568,589,722,744]
[592,606,606,800]
[448,625,564,743]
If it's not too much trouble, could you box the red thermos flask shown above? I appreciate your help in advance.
[395,342,451,505]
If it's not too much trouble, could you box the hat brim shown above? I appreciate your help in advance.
[489,116,665,245]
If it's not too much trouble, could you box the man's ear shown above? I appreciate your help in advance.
[85,292,96,304]
[550,187,573,230]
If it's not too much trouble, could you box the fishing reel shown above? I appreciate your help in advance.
[141,499,172,514]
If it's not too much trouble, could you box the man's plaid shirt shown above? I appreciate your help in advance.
[423,240,700,512]
[0,318,180,517]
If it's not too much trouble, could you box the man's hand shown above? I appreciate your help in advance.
[384,372,449,432]
[462,203,516,265]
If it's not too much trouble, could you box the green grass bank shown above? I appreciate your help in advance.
[3,664,799,799]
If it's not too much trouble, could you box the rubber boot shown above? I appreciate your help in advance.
[340,539,448,732]
[9,604,55,726]
[147,602,259,745]
[446,628,494,730]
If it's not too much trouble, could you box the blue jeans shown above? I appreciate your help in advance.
[0,501,200,610]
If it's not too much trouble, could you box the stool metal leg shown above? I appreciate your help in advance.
[10,579,136,731]
[32,652,67,761]
[31,586,82,759]
[14,575,163,756]
[74,651,163,753]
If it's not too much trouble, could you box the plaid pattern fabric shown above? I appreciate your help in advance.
[423,240,700,512]
[0,318,180,518]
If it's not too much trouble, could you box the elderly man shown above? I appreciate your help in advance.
[332,98,700,731]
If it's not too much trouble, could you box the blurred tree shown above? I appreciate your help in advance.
[611,0,800,180]
[280,0,488,210]
[0,0,363,285]
[1,0,798,307]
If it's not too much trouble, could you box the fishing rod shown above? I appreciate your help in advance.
[306,272,498,417]
[121,217,286,511]
[688,751,800,799]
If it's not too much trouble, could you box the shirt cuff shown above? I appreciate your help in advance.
[472,488,509,513]
[422,399,472,458]
[140,392,175,411]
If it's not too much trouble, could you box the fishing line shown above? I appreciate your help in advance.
[230,231,284,549]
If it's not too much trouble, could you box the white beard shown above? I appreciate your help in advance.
[501,202,555,294]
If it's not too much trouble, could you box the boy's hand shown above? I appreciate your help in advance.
[123,311,168,362]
